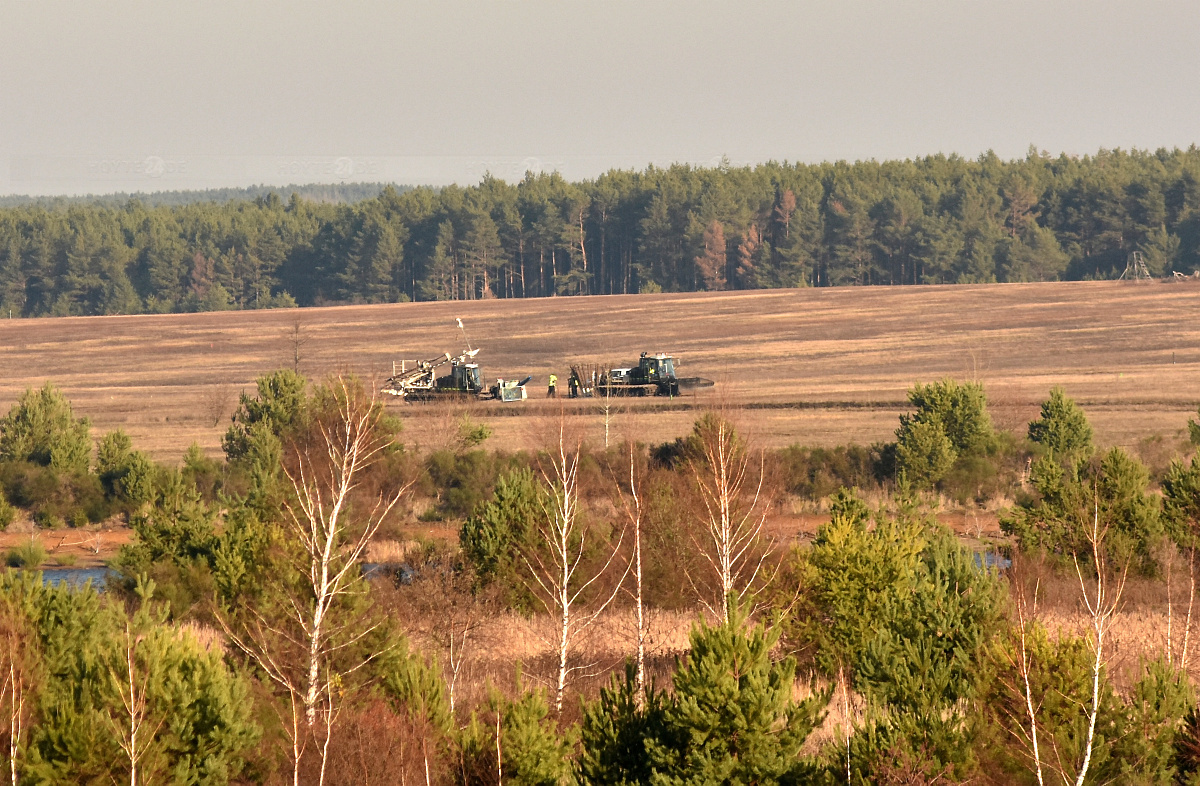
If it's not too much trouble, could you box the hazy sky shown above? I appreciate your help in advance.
[2,1,1198,195]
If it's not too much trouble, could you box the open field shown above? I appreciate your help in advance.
[2,279,1199,462]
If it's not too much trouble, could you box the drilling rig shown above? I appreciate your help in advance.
[381,320,530,402]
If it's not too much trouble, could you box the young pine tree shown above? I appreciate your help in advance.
[0,383,92,474]
[1028,386,1094,474]
[647,597,828,785]
[457,684,571,786]
[578,663,668,786]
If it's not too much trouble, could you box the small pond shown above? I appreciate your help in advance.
[40,567,110,590]
[973,551,1011,571]
[32,562,410,592]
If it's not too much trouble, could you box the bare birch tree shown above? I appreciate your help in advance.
[1182,549,1196,671]
[613,439,647,705]
[0,662,22,786]
[1071,499,1129,786]
[602,376,614,450]
[688,412,773,622]
[1003,563,1046,786]
[0,599,37,786]
[1160,542,1195,669]
[108,620,165,786]
[522,415,627,714]
[221,375,411,786]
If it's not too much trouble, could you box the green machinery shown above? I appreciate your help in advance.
[569,352,714,398]
[381,321,530,402]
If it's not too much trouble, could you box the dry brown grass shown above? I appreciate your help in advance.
[366,539,419,564]
[1011,556,1200,692]
[405,605,694,676]
[177,620,226,655]
[398,603,697,721]
[2,280,1198,461]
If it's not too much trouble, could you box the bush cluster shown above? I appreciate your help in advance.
[2,375,1198,783]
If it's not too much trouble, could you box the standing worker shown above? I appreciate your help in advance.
[547,373,558,398]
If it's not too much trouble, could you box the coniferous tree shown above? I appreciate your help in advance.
[459,468,543,591]
[1003,447,1162,572]
[895,379,995,488]
[0,382,91,474]
[221,368,307,462]
[579,663,669,786]
[646,596,828,785]
[458,684,571,786]
[12,576,258,783]
[1162,451,1200,547]
[1028,387,1094,474]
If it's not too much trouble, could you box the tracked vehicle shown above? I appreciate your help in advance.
[569,352,714,398]
[382,321,530,402]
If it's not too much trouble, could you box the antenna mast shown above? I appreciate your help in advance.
[456,318,473,352]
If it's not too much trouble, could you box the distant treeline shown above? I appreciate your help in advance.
[0,182,401,209]
[3,146,1200,317]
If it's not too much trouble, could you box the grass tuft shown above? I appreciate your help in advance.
[6,537,47,569]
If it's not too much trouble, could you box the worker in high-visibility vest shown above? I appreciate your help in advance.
[547,373,558,398]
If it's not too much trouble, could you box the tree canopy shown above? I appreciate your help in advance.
[4,147,1200,317]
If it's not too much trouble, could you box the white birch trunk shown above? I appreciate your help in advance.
[1073,501,1128,786]
[523,416,627,715]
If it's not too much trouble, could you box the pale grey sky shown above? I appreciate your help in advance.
[2,1,1198,195]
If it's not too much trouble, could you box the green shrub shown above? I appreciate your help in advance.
[895,379,997,489]
[939,432,1025,505]
[424,449,526,521]
[0,489,14,530]
[0,382,91,473]
[1028,386,1094,471]
[34,511,65,530]
[776,443,885,499]
[1003,447,1162,572]
[1,462,111,528]
[6,538,47,568]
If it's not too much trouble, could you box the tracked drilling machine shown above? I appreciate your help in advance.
[381,319,530,402]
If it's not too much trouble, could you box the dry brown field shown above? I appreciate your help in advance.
[1,279,1199,462]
